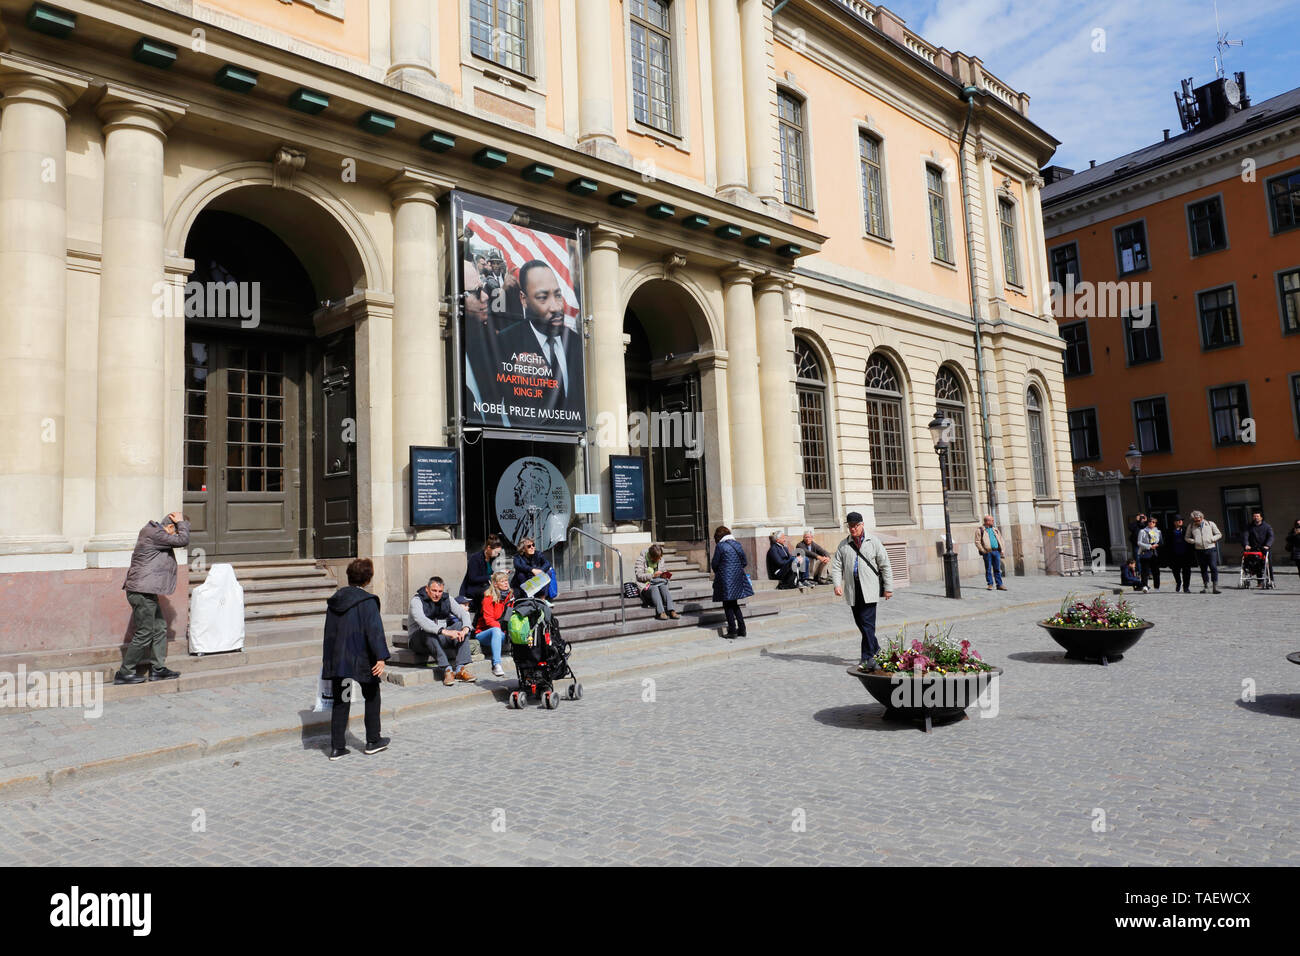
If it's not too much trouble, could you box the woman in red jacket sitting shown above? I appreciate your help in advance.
[476,570,514,677]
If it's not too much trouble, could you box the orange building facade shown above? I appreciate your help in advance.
[1042,84,1300,564]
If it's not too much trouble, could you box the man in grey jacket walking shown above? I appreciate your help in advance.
[115,512,190,684]
[830,511,894,672]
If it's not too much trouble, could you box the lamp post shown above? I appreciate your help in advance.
[928,411,961,599]
[1124,442,1144,519]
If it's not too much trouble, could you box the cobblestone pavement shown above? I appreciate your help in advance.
[1,577,1297,865]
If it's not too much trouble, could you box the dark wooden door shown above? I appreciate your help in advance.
[312,333,358,558]
[1077,496,1112,562]
[183,336,301,560]
[650,374,706,543]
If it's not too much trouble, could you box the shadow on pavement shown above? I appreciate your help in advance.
[761,649,855,667]
[1006,650,1095,666]
[1235,695,1300,719]
[813,703,918,732]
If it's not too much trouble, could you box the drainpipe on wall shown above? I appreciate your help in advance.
[956,84,1000,523]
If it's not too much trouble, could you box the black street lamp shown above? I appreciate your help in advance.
[1124,442,1144,517]
[928,410,961,599]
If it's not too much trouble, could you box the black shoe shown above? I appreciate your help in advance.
[148,667,180,681]
[364,737,390,755]
[329,747,350,761]
[722,627,736,640]
[858,657,878,673]
[113,669,145,685]
[736,627,747,638]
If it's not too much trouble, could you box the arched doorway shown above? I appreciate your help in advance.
[623,278,712,544]
[180,188,365,562]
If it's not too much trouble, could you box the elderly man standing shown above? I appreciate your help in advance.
[1187,510,1223,594]
[830,511,893,673]
[974,514,1007,591]
[114,511,190,685]
[1242,510,1275,586]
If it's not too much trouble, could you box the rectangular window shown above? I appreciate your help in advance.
[1061,321,1091,377]
[1049,242,1080,287]
[1115,221,1149,275]
[926,166,951,263]
[1267,168,1300,234]
[1221,486,1263,541]
[998,197,1021,287]
[470,0,530,75]
[1133,396,1171,453]
[1209,384,1250,447]
[629,0,674,134]
[859,132,888,239]
[1293,373,1300,437]
[1187,196,1227,255]
[1124,305,1162,365]
[1198,285,1240,349]
[1279,268,1300,335]
[1068,408,1100,461]
[778,91,808,209]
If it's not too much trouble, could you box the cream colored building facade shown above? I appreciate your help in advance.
[0,0,1074,651]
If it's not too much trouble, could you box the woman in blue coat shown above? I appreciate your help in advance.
[711,525,753,639]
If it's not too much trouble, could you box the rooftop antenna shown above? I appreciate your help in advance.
[1213,0,1243,78]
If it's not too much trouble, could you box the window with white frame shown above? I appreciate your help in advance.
[1026,386,1050,497]
[778,90,809,209]
[926,166,951,263]
[998,196,1021,287]
[470,0,530,75]
[629,0,674,134]
[859,132,888,239]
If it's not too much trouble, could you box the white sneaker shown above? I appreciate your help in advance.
[1142,586,1150,592]
[492,663,505,677]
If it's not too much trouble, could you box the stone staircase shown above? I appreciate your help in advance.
[3,548,835,709]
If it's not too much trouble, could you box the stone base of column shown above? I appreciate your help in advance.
[385,528,455,546]
[715,185,767,213]
[84,535,141,567]
[0,534,73,556]
[383,68,454,103]
[577,137,633,167]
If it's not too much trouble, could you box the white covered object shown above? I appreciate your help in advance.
[188,563,246,654]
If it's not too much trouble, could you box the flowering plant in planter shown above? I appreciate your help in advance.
[1044,595,1146,629]
[874,622,995,675]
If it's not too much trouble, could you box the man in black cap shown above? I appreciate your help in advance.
[830,511,893,672]
[1165,514,1194,593]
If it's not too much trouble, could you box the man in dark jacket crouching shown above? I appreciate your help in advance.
[115,512,190,685]
[322,558,391,760]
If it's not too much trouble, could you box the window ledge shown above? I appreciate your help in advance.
[931,257,959,272]
[861,231,894,249]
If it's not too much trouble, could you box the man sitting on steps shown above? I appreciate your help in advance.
[408,576,476,686]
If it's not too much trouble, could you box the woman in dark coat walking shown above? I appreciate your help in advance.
[711,525,753,639]
[322,558,391,760]
[1287,518,1300,578]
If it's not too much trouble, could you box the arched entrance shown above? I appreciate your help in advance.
[623,278,712,544]
[179,185,368,561]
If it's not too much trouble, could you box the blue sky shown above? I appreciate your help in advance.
[880,0,1296,170]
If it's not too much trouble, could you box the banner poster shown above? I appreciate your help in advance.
[455,192,587,433]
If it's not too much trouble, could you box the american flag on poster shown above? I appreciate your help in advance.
[464,212,581,328]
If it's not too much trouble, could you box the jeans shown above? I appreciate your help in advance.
[476,627,504,665]
[641,579,675,614]
[722,599,745,635]
[331,677,380,751]
[1196,547,1219,585]
[1139,552,1161,589]
[982,550,1003,587]
[412,630,473,670]
[852,594,879,663]
[122,592,168,673]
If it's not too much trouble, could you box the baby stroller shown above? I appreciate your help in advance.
[1239,550,1275,590]
[505,596,582,710]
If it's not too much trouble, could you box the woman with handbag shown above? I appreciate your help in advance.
[634,544,679,621]
[711,526,753,639]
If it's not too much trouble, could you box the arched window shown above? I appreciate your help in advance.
[935,367,974,520]
[1026,385,1051,497]
[795,338,834,525]
[865,353,911,523]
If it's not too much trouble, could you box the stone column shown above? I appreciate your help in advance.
[1024,174,1051,317]
[388,170,447,534]
[576,0,615,147]
[0,60,86,552]
[588,226,630,531]
[755,275,798,524]
[87,89,184,554]
[709,0,749,194]
[721,266,768,526]
[977,144,1007,314]
[739,0,776,202]
[388,0,437,89]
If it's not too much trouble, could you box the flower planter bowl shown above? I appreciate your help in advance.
[1038,621,1153,665]
[1287,652,1300,667]
[847,666,1002,732]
